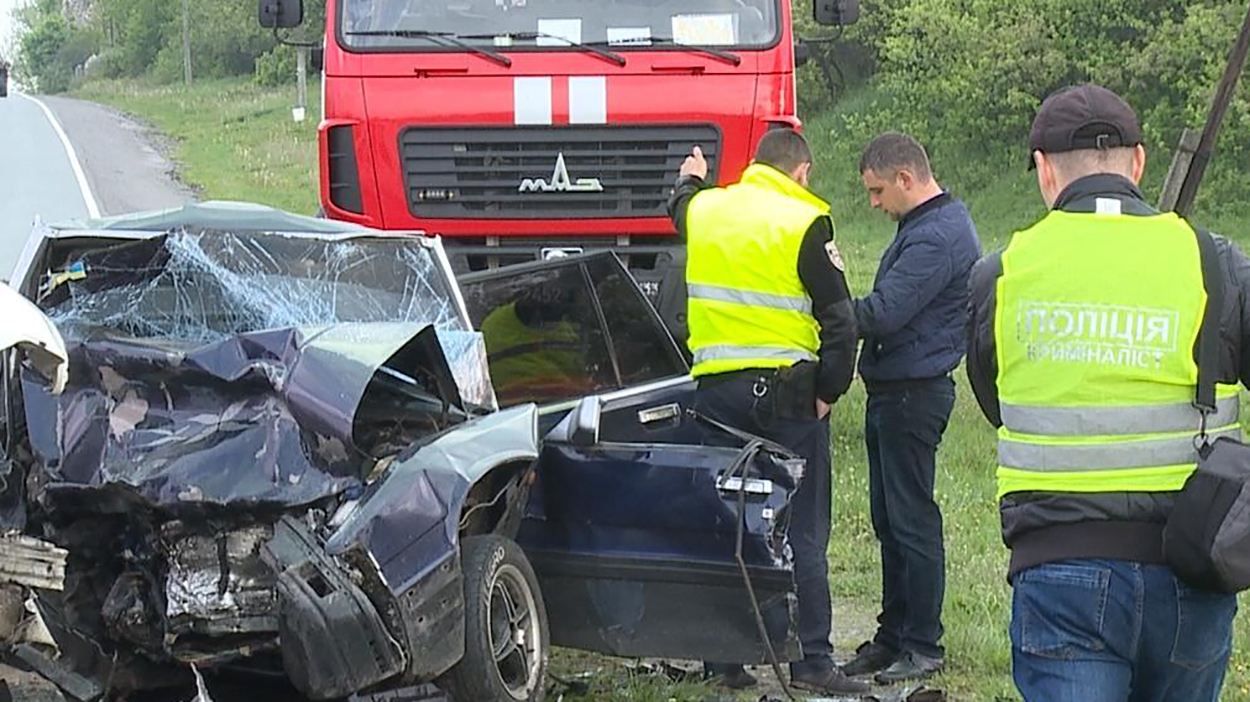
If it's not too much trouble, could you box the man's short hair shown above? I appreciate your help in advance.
[1044,146,1137,182]
[859,132,934,182]
[754,128,813,173]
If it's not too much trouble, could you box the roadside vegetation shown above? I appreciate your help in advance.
[20,0,1250,698]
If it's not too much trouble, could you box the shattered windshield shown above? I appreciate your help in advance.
[339,0,780,51]
[39,231,466,344]
[36,229,497,413]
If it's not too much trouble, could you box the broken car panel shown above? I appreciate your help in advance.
[461,256,802,663]
[0,202,801,700]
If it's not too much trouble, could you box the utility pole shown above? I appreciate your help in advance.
[1158,128,1200,212]
[1172,1,1250,216]
[181,0,193,86]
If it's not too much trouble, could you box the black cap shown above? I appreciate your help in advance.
[1027,84,1142,169]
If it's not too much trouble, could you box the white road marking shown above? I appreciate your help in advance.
[17,92,102,219]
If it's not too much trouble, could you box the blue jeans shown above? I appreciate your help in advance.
[1011,559,1237,702]
[865,378,955,659]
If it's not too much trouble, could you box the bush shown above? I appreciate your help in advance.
[254,46,298,87]
[821,0,1250,198]
[1126,2,1250,220]
[85,49,129,80]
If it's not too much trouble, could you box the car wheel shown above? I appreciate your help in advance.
[443,535,548,702]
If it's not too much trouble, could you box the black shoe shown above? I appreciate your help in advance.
[702,663,758,690]
[790,666,872,696]
[874,651,944,685]
[841,640,900,677]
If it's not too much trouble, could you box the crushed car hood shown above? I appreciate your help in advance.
[21,323,451,513]
[12,205,497,515]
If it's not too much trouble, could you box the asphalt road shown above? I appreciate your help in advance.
[0,91,194,281]
[0,92,343,701]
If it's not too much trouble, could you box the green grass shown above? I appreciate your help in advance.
[73,76,1250,701]
[74,78,322,216]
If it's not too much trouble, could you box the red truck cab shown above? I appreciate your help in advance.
[259,0,855,299]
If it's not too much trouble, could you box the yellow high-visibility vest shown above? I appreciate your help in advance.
[481,301,583,403]
[685,163,826,377]
[994,210,1240,499]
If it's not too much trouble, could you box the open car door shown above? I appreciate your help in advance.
[459,253,801,664]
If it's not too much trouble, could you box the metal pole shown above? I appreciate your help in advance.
[181,0,192,86]
[297,47,308,111]
[1173,1,1250,216]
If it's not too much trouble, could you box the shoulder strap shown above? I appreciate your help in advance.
[1193,225,1224,414]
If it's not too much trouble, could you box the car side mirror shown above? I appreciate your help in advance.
[569,396,600,446]
[259,0,304,29]
[814,0,859,26]
[549,396,601,446]
[794,40,811,68]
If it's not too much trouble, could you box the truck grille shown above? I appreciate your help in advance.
[400,125,721,220]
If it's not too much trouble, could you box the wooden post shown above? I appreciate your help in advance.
[181,0,193,86]
[1174,2,1250,216]
[1159,128,1200,212]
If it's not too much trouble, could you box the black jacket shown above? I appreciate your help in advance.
[669,173,858,403]
[966,173,1250,576]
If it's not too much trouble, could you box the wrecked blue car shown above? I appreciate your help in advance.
[0,203,802,701]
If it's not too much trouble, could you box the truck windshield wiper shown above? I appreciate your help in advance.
[596,36,742,66]
[345,30,512,67]
[459,31,627,67]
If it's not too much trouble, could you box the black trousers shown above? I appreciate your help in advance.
[864,377,955,659]
[695,371,834,674]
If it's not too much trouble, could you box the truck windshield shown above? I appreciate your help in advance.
[339,0,780,52]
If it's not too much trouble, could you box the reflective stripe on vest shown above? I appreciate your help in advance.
[685,164,826,378]
[692,344,818,365]
[687,283,814,314]
[999,396,1239,436]
[999,427,1240,471]
[993,209,1231,499]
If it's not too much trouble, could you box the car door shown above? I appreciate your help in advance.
[459,253,801,664]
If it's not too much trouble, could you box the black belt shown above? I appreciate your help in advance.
[696,368,779,386]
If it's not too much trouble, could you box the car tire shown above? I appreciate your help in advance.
[442,535,548,702]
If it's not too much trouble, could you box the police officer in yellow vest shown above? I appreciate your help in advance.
[669,129,864,695]
[967,84,1247,701]
[480,290,587,405]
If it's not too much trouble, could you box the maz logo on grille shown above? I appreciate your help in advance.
[518,153,604,193]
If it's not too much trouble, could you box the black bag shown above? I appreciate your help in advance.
[1161,227,1250,593]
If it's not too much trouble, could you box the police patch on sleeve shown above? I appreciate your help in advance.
[825,240,845,272]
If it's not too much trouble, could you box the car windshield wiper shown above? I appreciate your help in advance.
[345,30,512,67]
[594,36,741,66]
[459,31,627,67]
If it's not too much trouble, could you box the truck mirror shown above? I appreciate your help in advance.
[794,40,811,68]
[259,0,304,29]
[814,0,860,26]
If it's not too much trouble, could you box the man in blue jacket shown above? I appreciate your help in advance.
[841,132,980,684]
